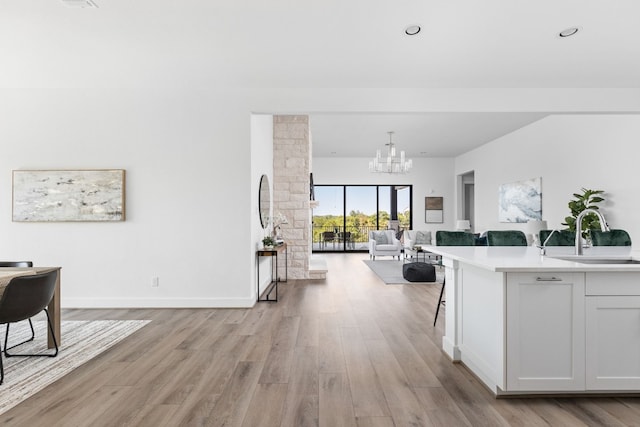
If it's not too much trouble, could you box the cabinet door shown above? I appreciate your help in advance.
[586,296,640,390]
[506,273,585,391]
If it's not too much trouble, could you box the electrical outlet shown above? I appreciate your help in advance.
[152,277,159,287]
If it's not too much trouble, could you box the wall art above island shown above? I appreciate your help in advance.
[12,169,126,222]
[498,177,541,223]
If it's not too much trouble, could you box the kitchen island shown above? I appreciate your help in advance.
[425,245,640,396]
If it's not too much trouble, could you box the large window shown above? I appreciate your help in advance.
[312,185,412,252]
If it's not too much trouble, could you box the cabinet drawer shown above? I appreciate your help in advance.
[586,272,640,295]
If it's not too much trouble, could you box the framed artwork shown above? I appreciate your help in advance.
[498,177,542,223]
[12,169,126,222]
[425,196,443,223]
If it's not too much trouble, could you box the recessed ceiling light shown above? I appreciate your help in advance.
[558,27,580,38]
[404,25,421,36]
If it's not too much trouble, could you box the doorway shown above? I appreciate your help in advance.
[459,171,475,232]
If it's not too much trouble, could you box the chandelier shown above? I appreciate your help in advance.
[369,131,413,174]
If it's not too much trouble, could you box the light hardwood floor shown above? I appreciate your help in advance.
[3,253,640,426]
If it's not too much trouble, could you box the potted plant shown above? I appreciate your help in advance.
[262,236,276,250]
[562,188,605,241]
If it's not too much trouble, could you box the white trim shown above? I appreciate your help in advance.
[62,297,257,309]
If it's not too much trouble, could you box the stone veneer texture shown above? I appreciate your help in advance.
[273,115,310,279]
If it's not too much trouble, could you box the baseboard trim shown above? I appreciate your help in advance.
[62,297,257,309]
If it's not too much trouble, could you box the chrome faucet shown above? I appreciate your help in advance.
[538,229,559,256]
[575,208,609,255]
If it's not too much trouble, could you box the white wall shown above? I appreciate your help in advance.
[0,89,255,307]
[455,114,640,248]
[313,157,456,234]
[250,114,274,300]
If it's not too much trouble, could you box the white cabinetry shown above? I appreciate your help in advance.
[506,272,585,391]
[586,272,640,390]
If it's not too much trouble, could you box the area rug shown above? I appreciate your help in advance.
[363,259,444,285]
[0,319,150,415]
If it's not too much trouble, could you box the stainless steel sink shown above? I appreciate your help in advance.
[551,257,640,264]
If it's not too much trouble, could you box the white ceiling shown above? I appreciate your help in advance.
[310,113,548,157]
[2,0,638,156]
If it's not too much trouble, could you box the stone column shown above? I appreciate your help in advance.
[273,115,310,279]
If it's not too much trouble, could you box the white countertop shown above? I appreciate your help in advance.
[424,246,640,272]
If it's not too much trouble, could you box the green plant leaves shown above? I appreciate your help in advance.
[561,188,605,238]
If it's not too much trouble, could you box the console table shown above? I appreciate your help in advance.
[256,243,287,302]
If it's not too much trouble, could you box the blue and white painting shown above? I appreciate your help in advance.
[13,170,125,222]
[498,177,542,223]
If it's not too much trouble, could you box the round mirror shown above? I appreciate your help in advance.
[259,174,271,229]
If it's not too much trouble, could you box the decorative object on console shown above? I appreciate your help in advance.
[12,170,125,222]
[262,236,276,250]
[425,197,443,223]
[369,131,413,174]
[270,212,288,241]
[498,177,541,223]
[562,188,606,240]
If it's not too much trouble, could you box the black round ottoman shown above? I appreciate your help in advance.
[402,262,436,282]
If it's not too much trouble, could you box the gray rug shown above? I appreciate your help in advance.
[363,259,444,285]
[0,319,150,415]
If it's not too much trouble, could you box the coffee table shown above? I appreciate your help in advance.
[404,247,440,264]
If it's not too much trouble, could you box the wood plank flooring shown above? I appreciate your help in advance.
[3,253,640,426]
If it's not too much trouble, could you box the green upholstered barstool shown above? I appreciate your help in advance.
[539,229,575,246]
[435,231,475,246]
[591,229,632,246]
[486,230,527,246]
[433,231,476,326]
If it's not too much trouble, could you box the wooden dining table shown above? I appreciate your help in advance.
[0,267,61,349]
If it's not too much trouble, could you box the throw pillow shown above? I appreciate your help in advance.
[373,231,389,244]
[415,231,431,244]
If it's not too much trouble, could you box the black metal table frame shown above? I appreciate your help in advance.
[404,248,441,264]
[256,244,287,302]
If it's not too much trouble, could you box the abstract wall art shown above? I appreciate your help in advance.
[498,177,541,223]
[425,196,444,223]
[13,169,126,222]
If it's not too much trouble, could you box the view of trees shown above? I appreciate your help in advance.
[313,210,411,243]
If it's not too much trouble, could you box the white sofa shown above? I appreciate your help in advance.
[368,230,402,260]
[403,230,433,249]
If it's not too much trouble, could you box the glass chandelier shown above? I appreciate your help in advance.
[369,131,413,174]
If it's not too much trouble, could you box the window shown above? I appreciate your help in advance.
[312,185,412,252]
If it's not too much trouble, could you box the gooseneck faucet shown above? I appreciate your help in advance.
[575,208,609,255]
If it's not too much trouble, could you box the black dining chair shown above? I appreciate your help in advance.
[433,231,476,326]
[0,270,59,385]
[0,262,38,362]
